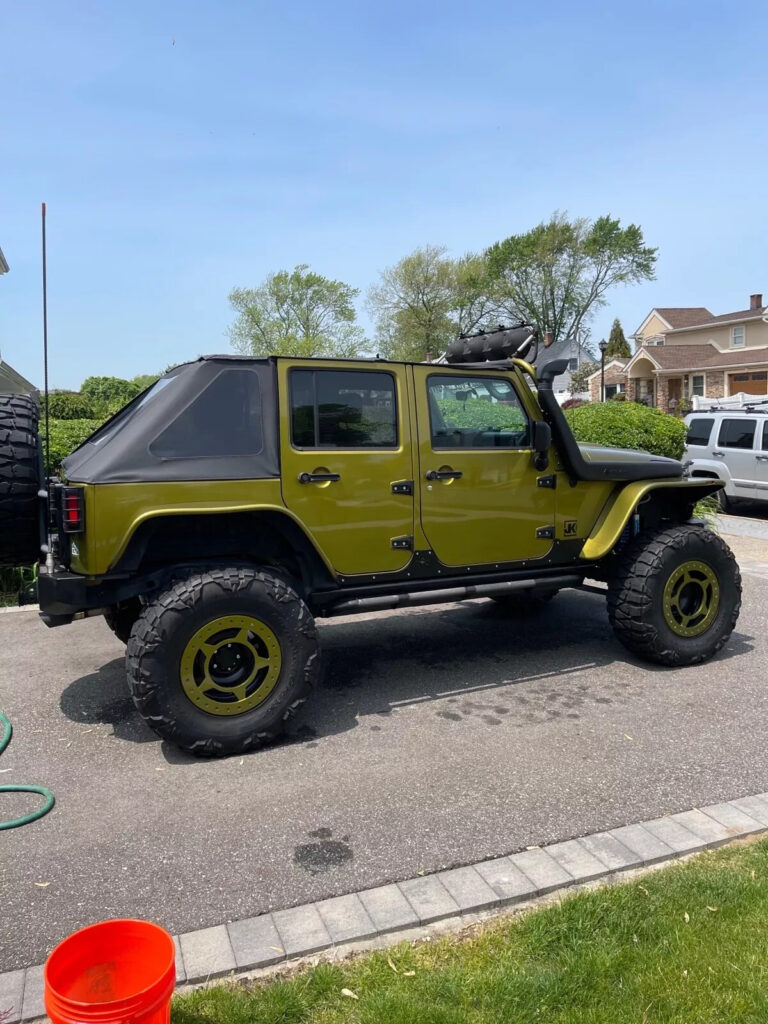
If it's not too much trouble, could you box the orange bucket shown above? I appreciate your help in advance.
[44,920,176,1024]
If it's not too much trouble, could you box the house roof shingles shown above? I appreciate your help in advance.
[636,344,768,372]
[667,306,767,331]
[654,308,713,329]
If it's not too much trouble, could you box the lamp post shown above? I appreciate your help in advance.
[599,338,608,402]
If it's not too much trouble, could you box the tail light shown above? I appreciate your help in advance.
[61,486,85,533]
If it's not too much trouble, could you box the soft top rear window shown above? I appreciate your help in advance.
[85,373,181,449]
[150,368,263,459]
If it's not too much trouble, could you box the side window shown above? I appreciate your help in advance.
[149,369,262,458]
[290,369,397,448]
[686,418,714,447]
[762,421,768,451]
[427,375,530,449]
[718,418,757,450]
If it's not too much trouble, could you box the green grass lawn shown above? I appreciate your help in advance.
[173,838,768,1024]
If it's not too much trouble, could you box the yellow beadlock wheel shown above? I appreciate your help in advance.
[179,614,282,716]
[662,559,720,638]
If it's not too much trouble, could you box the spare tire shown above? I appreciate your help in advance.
[0,394,42,568]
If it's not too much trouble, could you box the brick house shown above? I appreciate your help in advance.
[588,294,768,410]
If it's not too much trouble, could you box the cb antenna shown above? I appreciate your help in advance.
[41,202,50,479]
[41,202,54,575]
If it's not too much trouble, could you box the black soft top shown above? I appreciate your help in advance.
[63,357,279,484]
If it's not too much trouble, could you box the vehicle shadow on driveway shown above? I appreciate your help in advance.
[57,591,755,759]
[59,659,157,744]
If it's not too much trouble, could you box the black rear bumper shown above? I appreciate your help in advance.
[37,568,156,627]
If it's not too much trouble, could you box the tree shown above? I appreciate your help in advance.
[367,246,497,361]
[44,391,97,420]
[80,376,141,416]
[484,213,657,346]
[228,264,368,358]
[131,373,161,391]
[568,360,599,396]
[605,317,631,359]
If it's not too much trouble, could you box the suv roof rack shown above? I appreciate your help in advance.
[703,402,768,414]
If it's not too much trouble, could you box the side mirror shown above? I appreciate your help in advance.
[532,420,551,470]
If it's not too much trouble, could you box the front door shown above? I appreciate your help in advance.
[280,363,414,575]
[413,367,556,566]
[668,378,682,409]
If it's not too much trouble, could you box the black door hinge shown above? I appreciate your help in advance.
[391,535,414,550]
[391,480,414,496]
[536,525,555,539]
[537,474,557,489]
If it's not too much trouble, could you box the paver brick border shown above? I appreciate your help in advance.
[6,792,768,1022]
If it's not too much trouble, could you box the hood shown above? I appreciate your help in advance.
[578,443,684,474]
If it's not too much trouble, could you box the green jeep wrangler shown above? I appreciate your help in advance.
[0,327,740,756]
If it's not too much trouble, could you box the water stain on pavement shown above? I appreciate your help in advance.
[294,828,353,875]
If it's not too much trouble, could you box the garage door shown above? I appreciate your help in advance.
[729,371,768,396]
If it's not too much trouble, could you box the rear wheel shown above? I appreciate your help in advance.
[0,395,42,569]
[607,523,741,666]
[126,567,320,756]
[716,488,731,513]
[104,598,142,644]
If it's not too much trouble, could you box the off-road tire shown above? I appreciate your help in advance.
[491,589,559,612]
[607,523,741,666]
[716,488,731,514]
[126,567,320,756]
[104,598,142,644]
[0,395,41,569]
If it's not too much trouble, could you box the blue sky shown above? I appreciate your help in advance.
[1,0,766,389]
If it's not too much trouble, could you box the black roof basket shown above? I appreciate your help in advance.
[445,324,538,364]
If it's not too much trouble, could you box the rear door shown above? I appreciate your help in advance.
[412,366,555,566]
[279,362,415,575]
[714,417,759,499]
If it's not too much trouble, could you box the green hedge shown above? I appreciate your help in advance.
[44,391,98,420]
[45,418,103,472]
[436,398,526,431]
[565,401,687,460]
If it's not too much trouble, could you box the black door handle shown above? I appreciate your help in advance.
[425,469,462,481]
[298,472,341,484]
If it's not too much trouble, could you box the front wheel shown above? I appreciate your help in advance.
[126,567,320,756]
[607,523,741,666]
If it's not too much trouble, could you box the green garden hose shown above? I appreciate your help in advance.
[0,711,55,829]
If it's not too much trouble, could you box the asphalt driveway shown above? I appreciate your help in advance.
[1,532,767,970]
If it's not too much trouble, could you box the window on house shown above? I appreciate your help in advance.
[718,418,756,450]
[686,418,714,446]
[732,325,746,348]
[604,383,626,399]
[568,358,578,371]
[691,375,705,397]
[290,369,397,448]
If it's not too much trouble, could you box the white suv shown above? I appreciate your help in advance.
[684,408,768,509]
